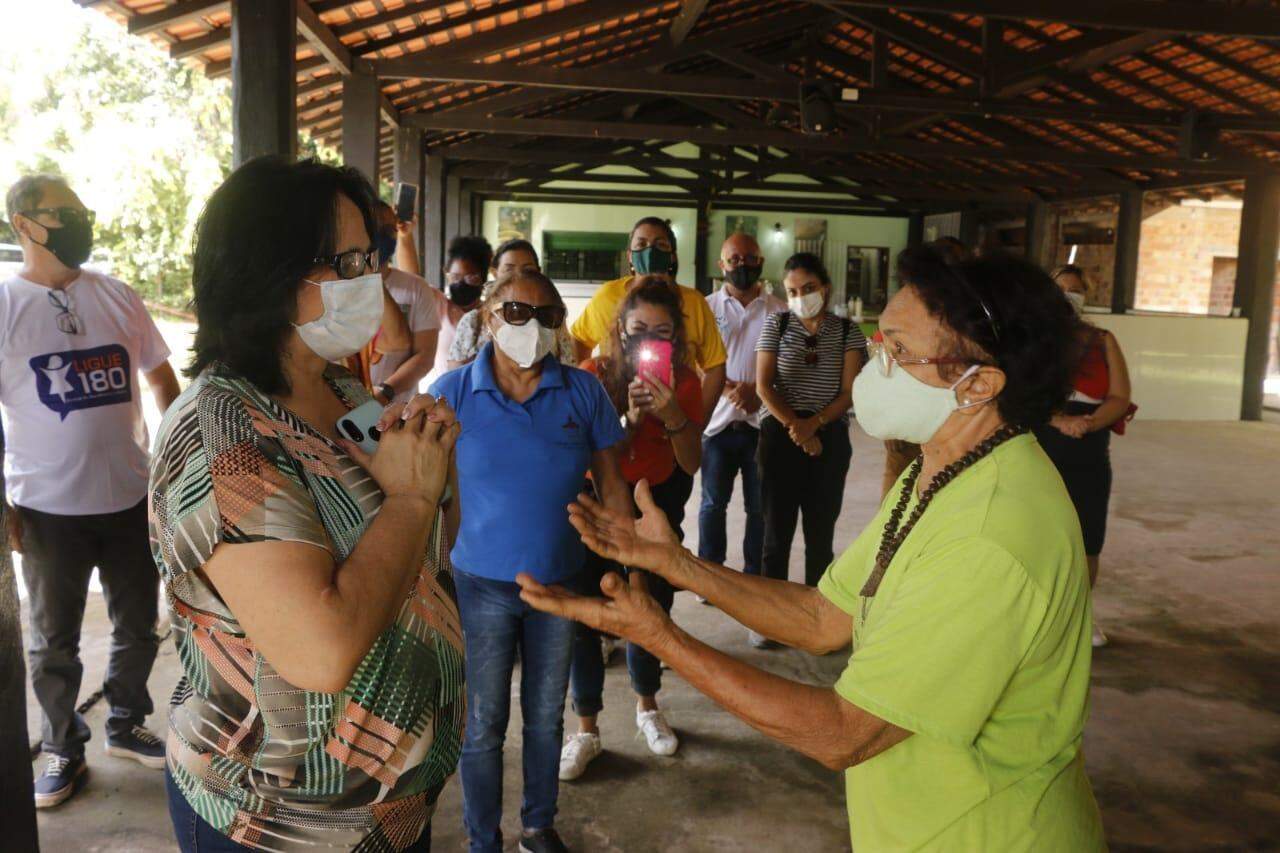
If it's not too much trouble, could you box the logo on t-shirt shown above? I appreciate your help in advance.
[562,415,580,432]
[29,345,133,420]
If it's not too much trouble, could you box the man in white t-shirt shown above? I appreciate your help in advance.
[369,203,440,404]
[699,233,783,647]
[3,175,181,808]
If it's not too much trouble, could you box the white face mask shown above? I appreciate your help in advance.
[294,273,384,361]
[852,360,986,444]
[1065,291,1086,315]
[493,316,557,369]
[788,290,825,320]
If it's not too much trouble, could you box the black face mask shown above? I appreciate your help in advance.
[31,217,93,270]
[726,265,762,291]
[448,282,483,307]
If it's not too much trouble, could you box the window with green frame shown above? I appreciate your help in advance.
[543,231,630,281]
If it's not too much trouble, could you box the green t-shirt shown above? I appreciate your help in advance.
[818,433,1106,852]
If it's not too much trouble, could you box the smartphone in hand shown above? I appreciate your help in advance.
[336,400,386,456]
[636,339,673,386]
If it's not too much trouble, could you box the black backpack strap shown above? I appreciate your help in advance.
[777,310,791,337]
[841,316,851,347]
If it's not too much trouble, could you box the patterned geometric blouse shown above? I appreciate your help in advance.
[148,364,465,852]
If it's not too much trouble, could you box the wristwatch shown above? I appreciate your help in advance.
[376,383,395,404]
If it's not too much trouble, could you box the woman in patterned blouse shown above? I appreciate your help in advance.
[149,157,465,852]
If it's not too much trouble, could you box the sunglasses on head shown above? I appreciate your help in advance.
[498,300,566,329]
[313,248,379,280]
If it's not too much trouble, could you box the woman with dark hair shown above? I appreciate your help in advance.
[517,247,1105,852]
[560,278,703,781]
[149,156,464,852]
[447,238,576,368]
[570,215,727,420]
[1036,264,1132,647]
[428,270,631,853]
[423,234,494,385]
[754,253,866,610]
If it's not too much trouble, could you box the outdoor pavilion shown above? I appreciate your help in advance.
[8,2,1279,851]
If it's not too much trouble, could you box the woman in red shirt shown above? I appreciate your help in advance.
[1034,265,1132,648]
[561,278,703,781]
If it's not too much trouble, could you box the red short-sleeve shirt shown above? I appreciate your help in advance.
[583,359,703,485]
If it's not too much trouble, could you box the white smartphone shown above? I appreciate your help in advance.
[336,400,386,456]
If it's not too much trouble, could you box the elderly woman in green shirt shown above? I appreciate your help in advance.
[519,248,1106,852]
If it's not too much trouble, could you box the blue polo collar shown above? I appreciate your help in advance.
[471,341,565,396]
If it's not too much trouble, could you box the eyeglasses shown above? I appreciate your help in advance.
[722,254,761,267]
[803,334,819,366]
[499,300,566,329]
[866,340,975,377]
[313,249,379,280]
[48,289,83,335]
[21,207,96,228]
[446,272,485,286]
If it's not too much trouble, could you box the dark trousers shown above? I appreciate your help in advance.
[570,473,687,716]
[17,499,158,758]
[758,417,853,587]
[697,424,764,575]
[165,770,432,852]
[454,570,577,853]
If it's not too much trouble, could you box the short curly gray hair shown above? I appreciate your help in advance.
[6,174,69,226]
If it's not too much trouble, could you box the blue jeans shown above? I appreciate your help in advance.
[698,425,764,575]
[165,769,431,852]
[454,569,576,853]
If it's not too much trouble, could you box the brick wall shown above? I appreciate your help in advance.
[1134,203,1243,314]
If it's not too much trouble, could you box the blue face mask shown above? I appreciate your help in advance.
[631,246,674,277]
[376,230,397,267]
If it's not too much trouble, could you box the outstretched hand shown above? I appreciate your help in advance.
[517,571,672,652]
[568,479,680,574]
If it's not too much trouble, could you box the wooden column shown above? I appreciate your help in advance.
[444,169,463,242]
[342,64,381,186]
[422,153,445,282]
[1234,174,1280,420]
[1025,201,1052,269]
[907,211,924,248]
[1112,189,1143,314]
[460,187,477,235]
[0,460,38,852]
[958,209,979,248]
[694,193,711,294]
[230,0,295,166]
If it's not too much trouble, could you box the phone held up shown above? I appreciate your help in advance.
[636,339,673,386]
[394,182,418,223]
[336,399,385,456]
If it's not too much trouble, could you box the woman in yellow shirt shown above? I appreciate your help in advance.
[524,248,1106,852]
[570,216,726,420]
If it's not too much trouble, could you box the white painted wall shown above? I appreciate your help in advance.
[1089,312,1248,421]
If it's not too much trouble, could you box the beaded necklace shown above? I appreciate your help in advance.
[859,423,1026,598]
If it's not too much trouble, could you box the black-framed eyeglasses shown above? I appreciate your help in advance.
[313,249,379,280]
[723,254,761,267]
[499,300,566,329]
[803,333,819,365]
[48,289,83,335]
[21,207,96,228]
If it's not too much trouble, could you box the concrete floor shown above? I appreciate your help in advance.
[21,419,1280,852]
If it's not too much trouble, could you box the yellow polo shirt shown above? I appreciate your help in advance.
[570,276,727,371]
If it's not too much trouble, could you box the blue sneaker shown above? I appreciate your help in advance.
[34,753,87,808]
[105,725,166,770]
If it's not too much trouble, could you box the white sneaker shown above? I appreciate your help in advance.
[1091,621,1108,648]
[636,709,679,756]
[559,732,602,781]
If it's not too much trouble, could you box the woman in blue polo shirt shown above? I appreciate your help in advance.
[430,270,630,853]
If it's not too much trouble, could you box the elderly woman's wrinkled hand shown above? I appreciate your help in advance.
[516,571,672,654]
[377,393,456,434]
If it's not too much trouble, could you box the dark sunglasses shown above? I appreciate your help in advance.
[21,207,96,228]
[803,333,819,365]
[499,300,566,329]
[313,248,379,280]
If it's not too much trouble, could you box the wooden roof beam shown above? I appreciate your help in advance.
[294,0,399,127]
[815,1,1280,40]
[128,0,225,36]
[669,0,712,47]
